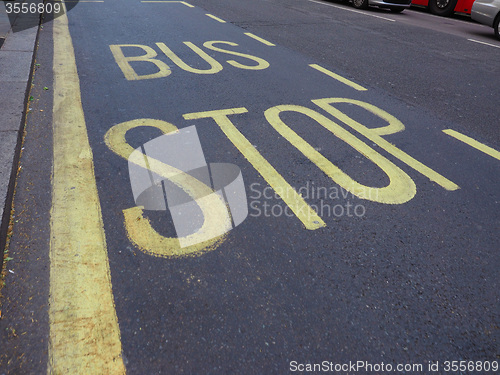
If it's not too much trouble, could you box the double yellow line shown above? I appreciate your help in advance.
[49,4,126,374]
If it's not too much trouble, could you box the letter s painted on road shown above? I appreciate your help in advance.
[104,119,231,258]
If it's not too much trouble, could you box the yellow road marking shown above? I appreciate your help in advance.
[141,0,194,6]
[104,119,230,257]
[309,64,367,91]
[264,105,416,204]
[206,14,226,23]
[156,42,223,74]
[50,3,125,374]
[109,44,171,80]
[203,41,270,70]
[314,98,459,191]
[244,32,276,47]
[183,108,325,230]
[110,41,270,80]
[443,129,500,161]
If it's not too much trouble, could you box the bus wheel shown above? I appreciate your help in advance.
[352,0,369,9]
[428,0,457,16]
[494,14,500,40]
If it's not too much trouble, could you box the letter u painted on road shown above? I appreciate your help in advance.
[156,42,223,74]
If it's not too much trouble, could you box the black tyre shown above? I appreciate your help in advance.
[352,0,369,9]
[428,0,458,16]
[390,6,405,12]
[494,14,500,41]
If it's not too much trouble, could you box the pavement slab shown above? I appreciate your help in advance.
[0,131,19,226]
[0,10,38,252]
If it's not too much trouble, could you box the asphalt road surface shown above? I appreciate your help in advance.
[0,0,499,374]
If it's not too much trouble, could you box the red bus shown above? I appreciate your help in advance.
[412,0,475,16]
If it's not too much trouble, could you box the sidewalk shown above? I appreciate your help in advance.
[0,5,39,252]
